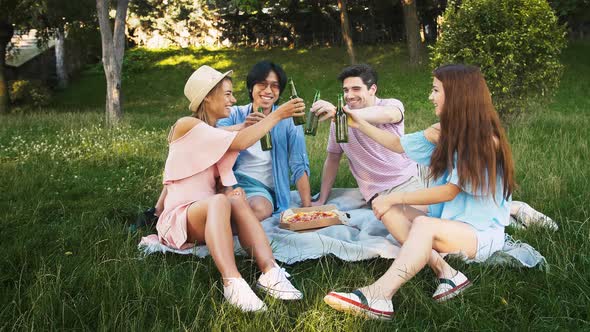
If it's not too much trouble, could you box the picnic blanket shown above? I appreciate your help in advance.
[139,188,547,268]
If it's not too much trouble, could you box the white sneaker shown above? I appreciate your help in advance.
[223,278,267,312]
[513,201,558,231]
[432,271,471,302]
[256,263,303,300]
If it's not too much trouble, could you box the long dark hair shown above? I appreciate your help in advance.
[429,64,515,199]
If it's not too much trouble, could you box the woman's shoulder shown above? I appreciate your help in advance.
[169,117,204,143]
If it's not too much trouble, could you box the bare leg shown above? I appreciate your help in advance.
[228,190,275,273]
[248,196,273,221]
[186,194,240,283]
[360,216,478,299]
[380,205,457,278]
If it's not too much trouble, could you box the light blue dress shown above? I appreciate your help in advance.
[400,131,511,231]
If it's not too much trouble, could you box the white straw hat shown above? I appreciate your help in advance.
[184,65,233,112]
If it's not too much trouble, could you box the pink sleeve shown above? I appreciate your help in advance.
[163,123,238,185]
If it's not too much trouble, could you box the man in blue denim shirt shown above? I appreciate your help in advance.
[217,61,312,220]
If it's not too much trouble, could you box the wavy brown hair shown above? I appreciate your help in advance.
[429,65,515,199]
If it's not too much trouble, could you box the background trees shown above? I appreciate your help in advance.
[3,0,585,118]
[96,0,129,127]
[430,0,567,115]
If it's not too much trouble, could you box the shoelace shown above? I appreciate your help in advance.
[275,266,291,279]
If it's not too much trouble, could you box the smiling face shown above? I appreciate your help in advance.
[429,77,445,117]
[252,71,280,111]
[206,79,236,121]
[342,77,377,109]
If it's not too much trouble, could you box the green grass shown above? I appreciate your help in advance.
[1,42,589,330]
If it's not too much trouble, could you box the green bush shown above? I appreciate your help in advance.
[9,80,52,108]
[430,0,567,115]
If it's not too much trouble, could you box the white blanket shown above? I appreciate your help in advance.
[139,188,546,268]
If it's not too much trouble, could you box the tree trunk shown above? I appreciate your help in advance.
[337,0,356,64]
[55,27,67,89]
[401,0,425,65]
[0,21,14,115]
[96,0,129,127]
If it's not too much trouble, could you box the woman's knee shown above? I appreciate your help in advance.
[210,193,231,210]
[410,216,437,235]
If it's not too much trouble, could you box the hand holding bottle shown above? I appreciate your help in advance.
[343,106,364,129]
[275,97,306,120]
[244,111,266,127]
[310,99,337,121]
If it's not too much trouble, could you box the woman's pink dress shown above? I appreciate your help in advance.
[156,122,238,250]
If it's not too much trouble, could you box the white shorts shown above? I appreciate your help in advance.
[470,224,505,263]
[446,224,505,263]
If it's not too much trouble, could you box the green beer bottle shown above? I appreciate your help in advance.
[305,90,320,136]
[289,79,306,126]
[335,94,348,143]
[258,107,273,151]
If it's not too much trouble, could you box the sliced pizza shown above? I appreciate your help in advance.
[283,210,338,223]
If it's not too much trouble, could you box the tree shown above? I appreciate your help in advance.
[35,0,96,89]
[0,0,37,114]
[0,20,13,115]
[337,0,356,64]
[431,0,567,115]
[96,0,129,127]
[401,0,425,65]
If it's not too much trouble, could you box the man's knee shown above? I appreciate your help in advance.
[249,198,273,221]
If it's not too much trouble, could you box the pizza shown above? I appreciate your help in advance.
[283,210,338,224]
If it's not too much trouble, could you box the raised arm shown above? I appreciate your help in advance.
[346,104,402,125]
[346,109,405,153]
[310,99,403,125]
[229,98,305,151]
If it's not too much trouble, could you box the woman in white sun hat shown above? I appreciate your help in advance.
[156,65,306,312]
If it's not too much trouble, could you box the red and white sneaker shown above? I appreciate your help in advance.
[324,289,394,320]
[223,278,267,312]
[257,263,303,300]
[432,271,471,302]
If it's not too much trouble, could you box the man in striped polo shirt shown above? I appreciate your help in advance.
[311,64,423,207]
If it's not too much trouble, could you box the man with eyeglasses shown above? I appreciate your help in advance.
[216,60,312,220]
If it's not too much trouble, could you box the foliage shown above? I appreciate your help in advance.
[9,80,51,107]
[430,0,567,115]
[548,0,590,38]
[128,0,222,48]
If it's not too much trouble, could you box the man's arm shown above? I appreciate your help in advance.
[296,172,312,207]
[313,152,342,206]
[311,99,403,125]
[348,104,403,125]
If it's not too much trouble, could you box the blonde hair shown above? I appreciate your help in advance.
[191,77,232,125]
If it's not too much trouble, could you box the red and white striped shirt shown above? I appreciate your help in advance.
[327,97,418,201]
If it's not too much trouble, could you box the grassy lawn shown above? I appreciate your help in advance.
[1,42,589,330]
